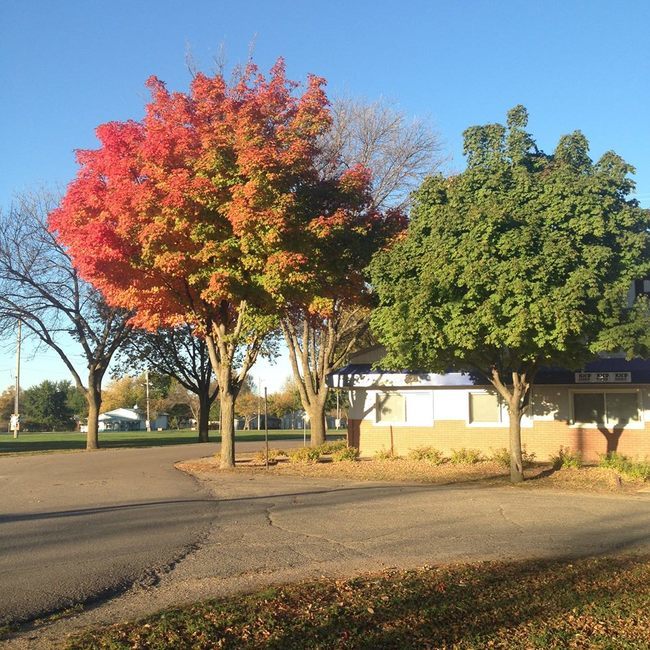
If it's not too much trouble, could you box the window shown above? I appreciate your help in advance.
[572,391,640,426]
[374,391,433,425]
[376,393,405,423]
[469,392,501,423]
[573,393,604,424]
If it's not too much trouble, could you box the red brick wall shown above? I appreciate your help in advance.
[348,418,650,462]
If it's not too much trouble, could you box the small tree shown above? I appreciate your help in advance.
[22,380,75,431]
[115,325,217,441]
[371,106,650,483]
[234,378,259,430]
[0,191,132,449]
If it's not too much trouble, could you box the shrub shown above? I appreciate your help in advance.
[490,447,536,469]
[289,446,321,464]
[599,452,650,481]
[331,446,360,462]
[251,448,288,465]
[449,448,483,465]
[318,439,348,455]
[374,448,400,461]
[489,447,511,468]
[408,446,445,465]
[551,446,582,470]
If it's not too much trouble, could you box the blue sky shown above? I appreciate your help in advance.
[1,0,649,391]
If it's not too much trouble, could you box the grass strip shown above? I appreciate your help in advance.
[67,555,650,649]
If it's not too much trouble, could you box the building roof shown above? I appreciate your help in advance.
[328,357,650,389]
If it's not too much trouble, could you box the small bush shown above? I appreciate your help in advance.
[289,446,321,464]
[408,446,445,465]
[599,452,650,481]
[318,439,348,455]
[374,448,400,461]
[490,447,536,469]
[251,448,288,465]
[551,446,582,470]
[331,446,359,462]
[449,448,483,465]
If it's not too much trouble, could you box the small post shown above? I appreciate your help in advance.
[12,321,21,439]
[257,377,261,431]
[264,386,269,469]
[145,368,151,432]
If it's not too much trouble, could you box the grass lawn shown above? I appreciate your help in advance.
[65,555,650,649]
[0,429,318,455]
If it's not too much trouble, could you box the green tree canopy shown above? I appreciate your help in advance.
[22,380,76,431]
[370,105,650,482]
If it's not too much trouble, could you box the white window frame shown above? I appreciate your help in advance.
[467,390,506,427]
[466,389,534,428]
[569,388,644,428]
[373,390,433,427]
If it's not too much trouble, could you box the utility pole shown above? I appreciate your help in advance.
[145,368,151,432]
[11,321,21,438]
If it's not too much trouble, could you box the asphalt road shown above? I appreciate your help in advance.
[0,441,279,627]
[2,441,650,641]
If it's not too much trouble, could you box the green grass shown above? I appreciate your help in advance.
[0,429,316,455]
[65,555,650,649]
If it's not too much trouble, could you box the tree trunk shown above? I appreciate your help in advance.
[306,403,327,447]
[85,385,101,451]
[197,389,210,443]
[508,401,524,483]
[219,389,236,469]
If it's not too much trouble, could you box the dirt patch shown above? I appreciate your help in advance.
[179,452,648,495]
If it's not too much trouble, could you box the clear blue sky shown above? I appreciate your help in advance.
[1,0,649,391]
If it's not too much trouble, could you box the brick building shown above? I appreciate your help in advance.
[329,347,650,462]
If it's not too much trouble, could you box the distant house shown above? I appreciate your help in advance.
[329,346,650,462]
[81,405,168,432]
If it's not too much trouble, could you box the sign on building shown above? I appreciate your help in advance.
[574,372,631,384]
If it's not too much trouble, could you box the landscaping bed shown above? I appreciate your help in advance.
[181,443,649,495]
[66,555,650,649]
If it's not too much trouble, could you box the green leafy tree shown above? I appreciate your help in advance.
[371,106,650,483]
[23,380,75,431]
[0,386,16,430]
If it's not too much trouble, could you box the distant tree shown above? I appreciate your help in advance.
[65,384,88,426]
[371,106,650,483]
[101,372,170,417]
[115,325,217,441]
[22,380,75,431]
[0,386,16,430]
[268,378,303,425]
[319,96,445,210]
[234,377,258,430]
[0,191,132,449]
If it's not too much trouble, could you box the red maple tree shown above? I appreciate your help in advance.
[50,59,386,466]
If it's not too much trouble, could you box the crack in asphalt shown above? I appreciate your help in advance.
[264,504,370,559]
[497,504,525,532]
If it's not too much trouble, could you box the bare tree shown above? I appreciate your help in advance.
[319,96,446,210]
[0,191,132,449]
[284,98,446,445]
[115,324,218,441]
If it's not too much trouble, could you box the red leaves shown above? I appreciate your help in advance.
[50,58,403,332]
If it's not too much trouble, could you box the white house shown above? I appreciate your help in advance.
[81,405,168,432]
